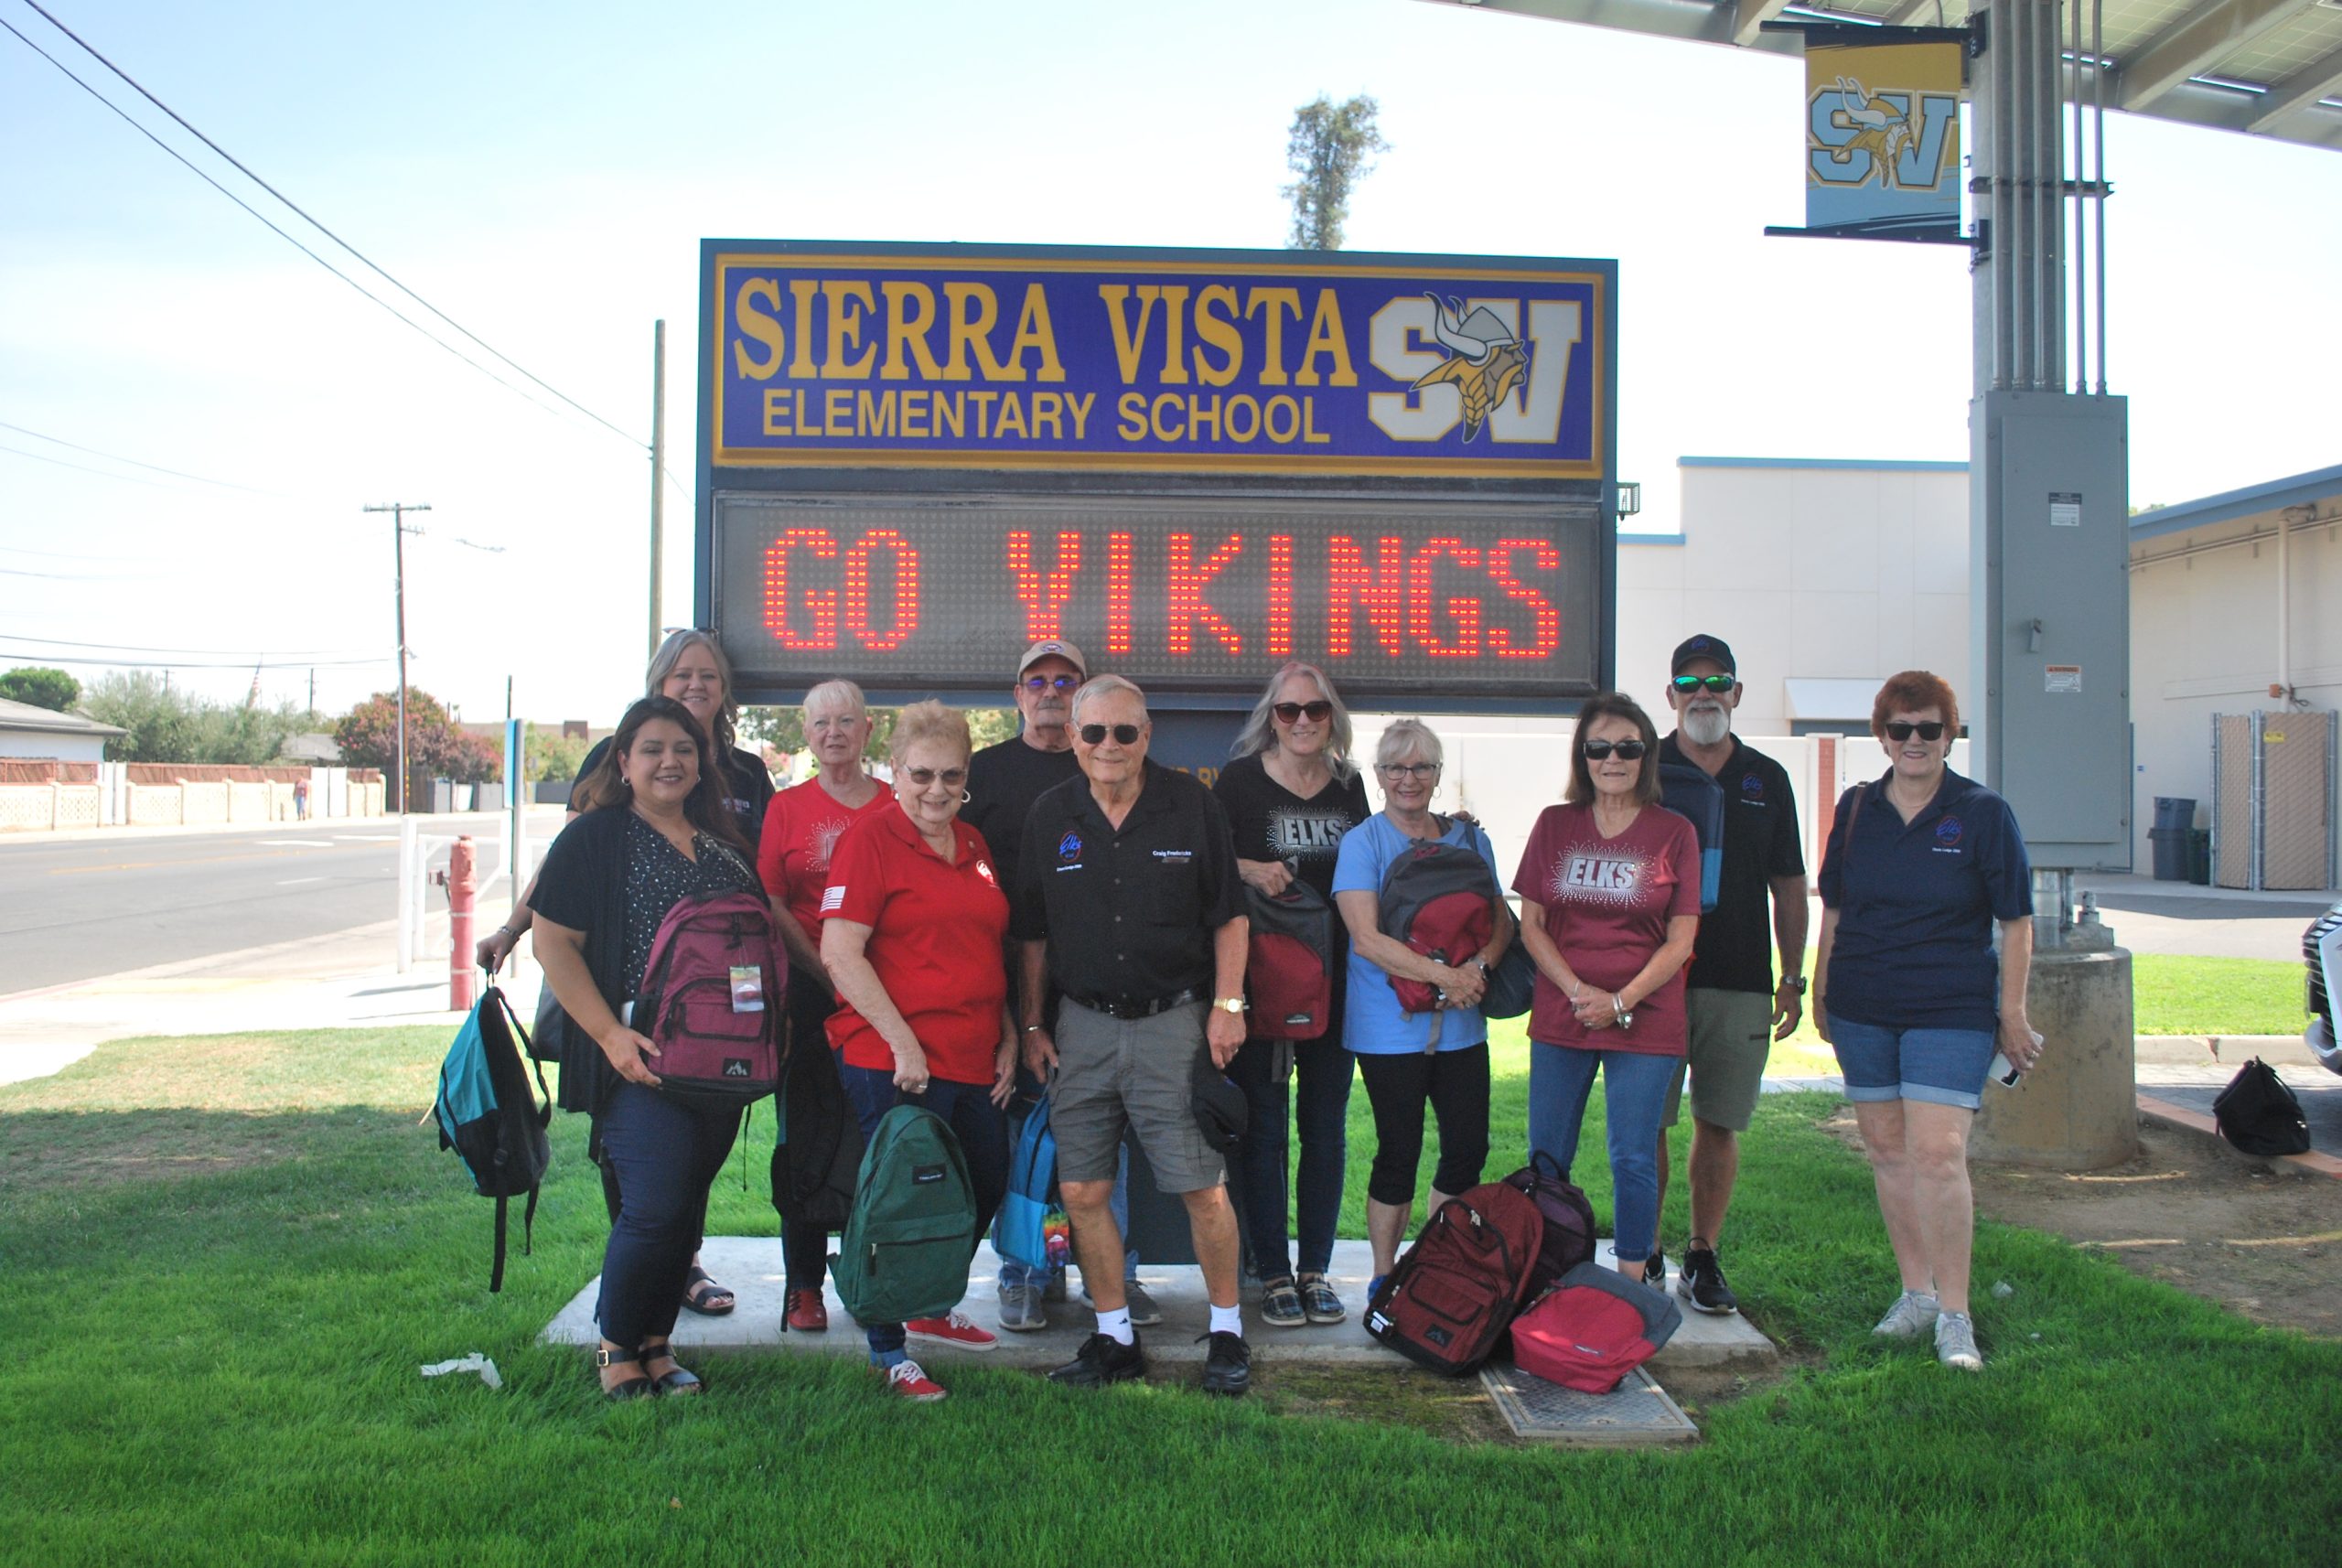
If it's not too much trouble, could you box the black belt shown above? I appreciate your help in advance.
[1068,986,1206,1021]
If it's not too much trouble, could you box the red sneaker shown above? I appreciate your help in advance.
[784,1288,829,1332]
[883,1359,946,1402]
[905,1310,998,1352]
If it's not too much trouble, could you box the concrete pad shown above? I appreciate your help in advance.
[1589,1241,1780,1369]
[1480,1361,1698,1445]
[542,1236,1781,1375]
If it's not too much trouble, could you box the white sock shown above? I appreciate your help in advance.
[1096,1305,1134,1346]
[1209,1302,1242,1337]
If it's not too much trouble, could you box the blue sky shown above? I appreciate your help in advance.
[3,0,2337,722]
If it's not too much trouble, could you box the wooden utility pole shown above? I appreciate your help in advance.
[649,319,666,661]
[365,501,431,811]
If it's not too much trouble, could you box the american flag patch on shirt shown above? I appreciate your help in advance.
[820,885,845,913]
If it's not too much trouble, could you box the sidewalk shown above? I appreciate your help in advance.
[0,805,554,849]
[0,894,536,1085]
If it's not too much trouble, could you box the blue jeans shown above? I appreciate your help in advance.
[1528,1042,1677,1265]
[996,1072,1137,1293]
[838,1062,1009,1364]
[1828,1015,1998,1111]
[594,1082,742,1351]
[1227,1031,1354,1279]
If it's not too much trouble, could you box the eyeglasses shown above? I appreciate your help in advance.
[1021,674,1080,693]
[1273,701,1333,723]
[1884,721,1947,742]
[1077,723,1143,746]
[1377,761,1439,779]
[902,767,968,789]
[1583,739,1649,760]
[1671,674,1735,693]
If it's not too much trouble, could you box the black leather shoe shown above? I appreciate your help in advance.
[1047,1331,1146,1387]
[1198,1330,1251,1398]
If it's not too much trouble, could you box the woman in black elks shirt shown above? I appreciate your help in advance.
[1212,661,1372,1329]
[532,696,762,1400]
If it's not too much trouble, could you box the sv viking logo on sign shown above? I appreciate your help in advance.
[1808,76,1959,194]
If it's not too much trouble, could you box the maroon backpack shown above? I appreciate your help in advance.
[1509,1261,1683,1393]
[1500,1152,1599,1297]
[633,889,786,1110]
[1244,881,1335,1041]
[1364,1182,1544,1376]
[1376,828,1498,1019]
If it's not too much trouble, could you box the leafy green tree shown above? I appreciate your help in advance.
[81,672,299,764]
[523,724,593,785]
[1284,94,1389,251]
[331,689,469,776]
[0,666,81,712]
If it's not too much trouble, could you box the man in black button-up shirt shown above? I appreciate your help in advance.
[1013,675,1254,1393]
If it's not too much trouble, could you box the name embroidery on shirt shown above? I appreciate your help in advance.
[1152,848,1194,863]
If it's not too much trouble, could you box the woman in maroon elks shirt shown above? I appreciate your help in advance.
[1513,693,1701,1293]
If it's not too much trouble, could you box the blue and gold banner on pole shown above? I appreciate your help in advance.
[1802,35,1964,243]
[704,244,1607,478]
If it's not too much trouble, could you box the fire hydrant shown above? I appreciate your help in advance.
[439,835,478,1012]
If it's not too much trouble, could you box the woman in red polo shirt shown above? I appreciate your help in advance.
[756,679,889,1332]
[820,701,1018,1402]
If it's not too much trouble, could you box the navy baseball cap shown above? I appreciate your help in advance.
[1670,634,1736,676]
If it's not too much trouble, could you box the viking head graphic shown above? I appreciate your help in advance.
[1411,294,1530,443]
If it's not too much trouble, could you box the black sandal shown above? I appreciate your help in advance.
[681,1264,736,1316]
[639,1341,703,1396]
[595,1346,654,1402]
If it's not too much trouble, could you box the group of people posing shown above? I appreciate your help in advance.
[484,624,2040,1402]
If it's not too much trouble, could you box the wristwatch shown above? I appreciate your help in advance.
[1780,975,1809,994]
[1212,996,1248,1015]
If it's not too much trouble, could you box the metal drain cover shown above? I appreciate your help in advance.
[1479,1360,1699,1444]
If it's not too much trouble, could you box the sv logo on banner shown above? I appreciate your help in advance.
[1804,38,1963,242]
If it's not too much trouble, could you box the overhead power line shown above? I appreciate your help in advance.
[0,650,389,671]
[8,3,646,450]
[0,418,287,495]
[0,437,200,492]
[0,632,371,657]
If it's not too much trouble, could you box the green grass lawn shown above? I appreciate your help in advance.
[3,1022,2338,1566]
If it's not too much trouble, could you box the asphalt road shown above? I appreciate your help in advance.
[0,811,565,993]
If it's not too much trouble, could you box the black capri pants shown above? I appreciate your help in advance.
[1352,1042,1491,1207]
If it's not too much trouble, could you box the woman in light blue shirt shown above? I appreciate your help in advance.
[1332,719,1514,1299]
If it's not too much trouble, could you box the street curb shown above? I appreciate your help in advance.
[2134,1091,2342,1183]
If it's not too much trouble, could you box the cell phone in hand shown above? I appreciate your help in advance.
[1989,1029,2045,1088]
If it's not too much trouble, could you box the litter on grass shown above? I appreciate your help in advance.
[1991,1281,2015,1299]
[421,1353,502,1390]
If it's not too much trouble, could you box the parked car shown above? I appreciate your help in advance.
[2308,902,2342,1075]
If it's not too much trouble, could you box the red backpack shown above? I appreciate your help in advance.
[1376,828,1498,1018]
[1499,1153,1599,1298]
[1244,881,1336,1041]
[1509,1261,1683,1393]
[1364,1182,1544,1376]
[633,889,786,1109]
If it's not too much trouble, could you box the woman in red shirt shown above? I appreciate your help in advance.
[820,702,1018,1402]
[756,680,888,1331]
[1513,692,1701,1293]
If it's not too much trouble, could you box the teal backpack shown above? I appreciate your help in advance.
[833,1104,978,1325]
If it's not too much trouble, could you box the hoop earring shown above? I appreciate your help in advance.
[961,790,972,804]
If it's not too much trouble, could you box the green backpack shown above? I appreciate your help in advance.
[832,1104,978,1325]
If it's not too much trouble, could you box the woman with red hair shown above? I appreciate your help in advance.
[1814,671,2039,1372]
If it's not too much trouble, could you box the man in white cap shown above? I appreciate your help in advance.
[963,639,1155,1331]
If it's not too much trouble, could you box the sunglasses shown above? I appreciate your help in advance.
[902,766,968,789]
[1378,761,1439,779]
[1583,739,1649,760]
[1273,700,1333,723]
[1885,721,1947,742]
[1078,723,1143,746]
[1671,674,1735,693]
[1022,673,1080,693]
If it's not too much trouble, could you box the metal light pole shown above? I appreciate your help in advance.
[648,318,667,661]
[365,501,431,811]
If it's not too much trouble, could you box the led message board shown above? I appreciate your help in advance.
[696,242,1617,706]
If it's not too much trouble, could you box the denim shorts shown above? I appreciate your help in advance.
[1826,1015,1997,1111]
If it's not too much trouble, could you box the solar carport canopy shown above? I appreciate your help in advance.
[1417,0,2342,153]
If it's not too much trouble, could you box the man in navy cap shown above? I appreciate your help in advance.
[1652,633,1809,1313]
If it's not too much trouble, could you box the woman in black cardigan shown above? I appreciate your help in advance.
[532,696,761,1400]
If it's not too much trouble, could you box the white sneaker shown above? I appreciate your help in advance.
[1872,1289,1941,1339]
[1935,1310,1982,1371]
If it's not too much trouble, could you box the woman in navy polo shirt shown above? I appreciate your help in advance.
[819,701,1018,1402]
[1815,671,2040,1373]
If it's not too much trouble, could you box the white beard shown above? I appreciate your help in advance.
[1681,705,1731,747]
